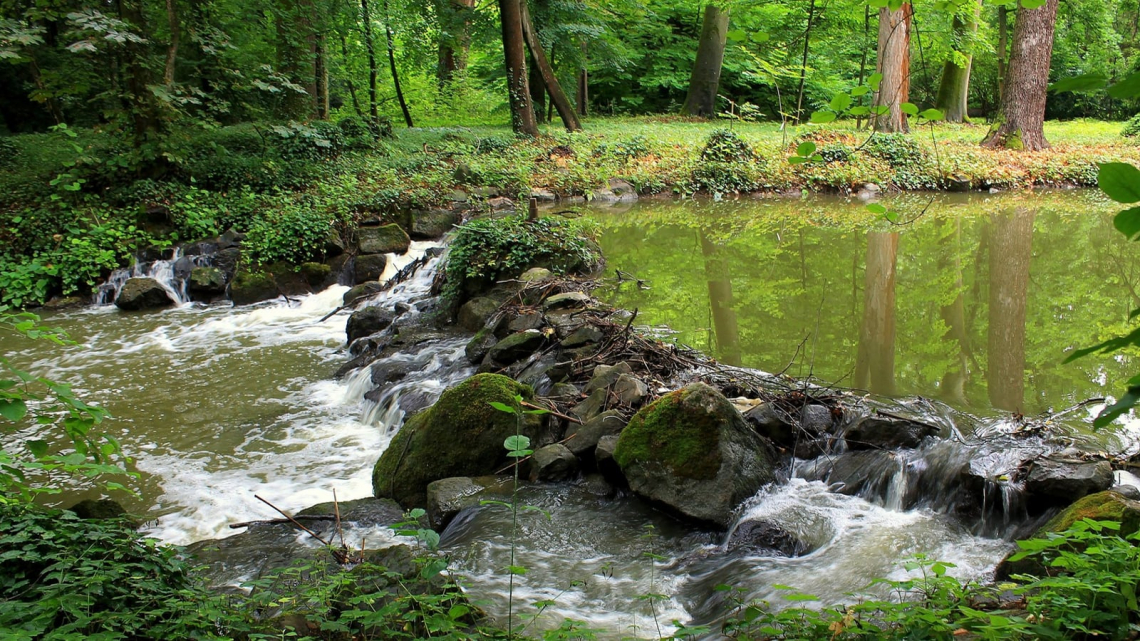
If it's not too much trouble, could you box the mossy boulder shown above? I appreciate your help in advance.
[231,262,329,306]
[114,278,174,311]
[372,374,542,508]
[358,223,411,255]
[346,306,395,343]
[354,254,389,283]
[411,209,459,240]
[189,266,227,294]
[613,382,775,528]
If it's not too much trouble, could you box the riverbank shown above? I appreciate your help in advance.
[2,116,1138,307]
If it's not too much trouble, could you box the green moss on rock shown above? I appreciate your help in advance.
[372,374,539,508]
[1037,490,1140,538]
[614,386,723,480]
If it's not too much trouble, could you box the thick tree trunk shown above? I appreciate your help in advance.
[873,4,911,133]
[529,54,547,124]
[276,0,312,119]
[577,41,588,116]
[520,0,581,132]
[934,0,980,123]
[939,219,970,405]
[986,208,1035,412]
[855,232,899,395]
[997,5,1008,103]
[436,0,474,84]
[164,0,179,85]
[982,0,1058,150]
[701,233,742,367]
[498,0,539,136]
[681,5,729,118]
[794,0,817,125]
[360,0,380,126]
[382,0,412,127]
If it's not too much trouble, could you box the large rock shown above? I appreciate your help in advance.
[465,328,498,365]
[346,306,395,343]
[1023,458,1114,506]
[564,410,627,457]
[189,266,226,294]
[543,291,592,312]
[613,382,775,528]
[411,209,459,240]
[372,374,542,508]
[354,254,389,283]
[529,444,578,482]
[425,476,510,530]
[344,281,384,305]
[727,520,808,557]
[458,297,502,332]
[485,330,545,366]
[358,224,411,255]
[585,362,633,394]
[843,414,939,450]
[114,278,174,311]
[230,262,329,306]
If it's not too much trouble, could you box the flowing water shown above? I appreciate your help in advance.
[3,191,1140,636]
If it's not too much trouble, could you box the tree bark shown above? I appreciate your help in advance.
[435,0,474,84]
[164,0,179,85]
[982,0,1059,150]
[934,0,980,123]
[855,232,899,395]
[873,4,911,133]
[314,33,329,119]
[577,41,588,116]
[359,0,380,126]
[986,208,1035,412]
[681,5,729,118]
[529,53,547,124]
[794,0,817,125]
[520,0,581,132]
[276,0,312,119]
[997,5,1008,103]
[939,218,970,405]
[382,0,412,127]
[701,232,742,367]
[498,0,539,136]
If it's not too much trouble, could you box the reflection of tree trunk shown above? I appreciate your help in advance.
[939,219,970,405]
[855,232,899,395]
[987,208,1035,411]
[700,232,742,367]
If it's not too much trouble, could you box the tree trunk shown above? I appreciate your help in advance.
[164,0,179,85]
[701,233,742,367]
[276,0,312,119]
[681,5,729,118]
[314,33,329,119]
[794,0,817,125]
[855,232,899,395]
[986,208,1035,412]
[997,5,1008,103]
[873,4,911,133]
[982,0,1058,150]
[436,0,474,84]
[939,219,970,405]
[520,0,581,132]
[528,54,547,123]
[382,0,412,127]
[340,34,366,119]
[577,41,588,116]
[359,0,380,126]
[498,0,539,136]
[934,0,980,123]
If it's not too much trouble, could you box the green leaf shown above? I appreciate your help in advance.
[849,106,871,116]
[829,93,852,112]
[1098,163,1140,203]
[885,211,900,224]
[1094,386,1140,429]
[788,156,808,165]
[421,558,448,578]
[750,32,769,43]
[448,605,471,620]
[26,440,47,458]
[851,85,871,97]
[866,203,888,214]
[1114,207,1140,240]
[918,108,944,121]
[503,435,531,452]
[868,73,884,91]
[1049,73,1108,94]
[726,29,747,43]
[508,565,528,575]
[1108,71,1140,99]
[1020,0,1047,7]
[809,110,836,124]
[488,401,516,414]
[900,102,919,116]
[796,141,817,157]
[0,398,27,422]
[408,508,426,518]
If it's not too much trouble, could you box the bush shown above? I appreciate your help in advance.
[1122,114,1140,138]
[699,129,754,163]
[0,137,18,168]
[818,143,853,164]
[593,135,651,162]
[272,121,346,161]
[475,134,518,154]
[242,198,333,266]
[863,132,925,168]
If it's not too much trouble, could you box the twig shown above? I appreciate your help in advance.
[522,400,581,425]
[228,515,336,529]
[254,494,346,563]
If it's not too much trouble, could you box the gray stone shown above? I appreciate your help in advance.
[727,520,808,557]
[217,227,245,250]
[564,410,627,457]
[531,188,557,203]
[547,383,579,400]
[114,278,174,311]
[508,312,544,332]
[844,414,939,450]
[744,403,796,446]
[358,224,411,255]
[488,197,515,211]
[465,328,498,365]
[213,247,241,279]
[346,306,395,343]
[448,189,469,203]
[571,387,609,422]
[189,267,226,294]
[1024,459,1114,505]
[486,330,545,366]
[607,178,638,203]
[543,291,592,311]
[595,435,623,483]
[411,209,459,240]
[801,404,835,434]
[344,281,384,305]
[520,267,553,282]
[458,296,501,332]
[529,444,578,482]
[613,374,648,406]
[354,254,388,283]
[561,325,605,348]
[425,477,489,530]
[325,229,346,257]
[586,362,634,394]
[584,473,615,498]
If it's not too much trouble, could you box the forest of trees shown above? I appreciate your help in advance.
[3,0,1140,150]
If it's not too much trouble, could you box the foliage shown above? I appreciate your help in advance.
[1123,115,1140,138]
[699,130,755,164]
[238,199,334,267]
[863,133,926,169]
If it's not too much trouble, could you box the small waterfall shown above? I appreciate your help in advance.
[95,247,213,306]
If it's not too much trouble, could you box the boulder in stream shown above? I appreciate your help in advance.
[843,414,939,450]
[613,382,775,528]
[372,374,544,508]
[465,328,498,365]
[1022,458,1114,506]
[425,476,511,530]
[358,223,411,255]
[727,519,809,557]
[353,254,388,283]
[189,266,227,295]
[564,410,627,458]
[346,306,395,343]
[114,277,174,311]
[529,444,579,482]
[411,209,459,240]
[458,296,501,332]
[485,330,545,367]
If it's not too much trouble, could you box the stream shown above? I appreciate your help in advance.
[4,190,1140,636]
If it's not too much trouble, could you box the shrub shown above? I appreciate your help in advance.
[700,129,754,163]
[818,143,853,164]
[242,198,333,266]
[1122,114,1140,138]
[272,121,346,161]
[0,137,18,168]
[475,134,518,154]
[863,132,925,168]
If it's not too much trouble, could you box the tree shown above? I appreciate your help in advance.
[434,0,474,84]
[872,2,912,133]
[681,4,729,118]
[982,0,1060,151]
[934,0,981,123]
[498,0,539,136]
[359,0,382,126]
[520,0,582,132]
[382,0,412,127]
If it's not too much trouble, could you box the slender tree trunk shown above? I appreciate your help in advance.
[164,0,179,85]
[520,0,581,131]
[382,0,412,127]
[997,5,1009,103]
[982,0,1058,150]
[529,54,547,124]
[873,3,912,133]
[27,59,63,124]
[987,208,1035,412]
[939,219,970,405]
[436,0,474,84]
[277,0,311,119]
[794,0,817,125]
[498,0,539,136]
[855,232,899,395]
[577,41,588,116]
[934,0,980,123]
[855,5,870,129]
[314,33,329,119]
[681,5,729,118]
[340,34,366,119]
[360,0,380,125]
[701,232,742,367]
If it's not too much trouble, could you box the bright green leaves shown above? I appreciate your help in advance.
[1049,73,1108,94]
[865,202,901,224]
[867,0,908,10]
[0,398,27,422]
[1098,163,1140,204]
[504,434,532,459]
[726,29,747,43]
[488,400,518,414]
[829,93,852,112]
[1113,208,1140,240]
[788,142,823,165]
